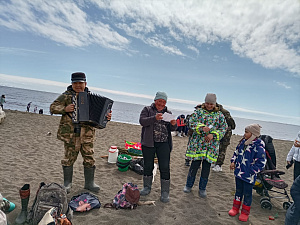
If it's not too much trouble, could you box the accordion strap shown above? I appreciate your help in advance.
[66,112,72,120]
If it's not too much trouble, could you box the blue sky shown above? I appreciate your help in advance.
[0,0,299,125]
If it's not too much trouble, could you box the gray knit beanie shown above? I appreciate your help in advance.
[154,91,168,102]
[205,93,217,104]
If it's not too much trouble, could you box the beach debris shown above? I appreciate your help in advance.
[46,132,51,136]
[269,216,275,220]
[269,213,279,220]
[101,155,158,163]
[152,163,158,183]
[137,201,156,206]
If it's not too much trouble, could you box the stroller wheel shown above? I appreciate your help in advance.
[283,202,292,210]
[260,198,272,210]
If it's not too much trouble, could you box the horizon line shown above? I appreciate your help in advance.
[1,73,300,125]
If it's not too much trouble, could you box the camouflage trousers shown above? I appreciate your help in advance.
[216,131,232,166]
[216,142,230,166]
[61,136,95,168]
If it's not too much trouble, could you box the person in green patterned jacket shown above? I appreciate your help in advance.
[50,72,112,194]
[183,93,228,198]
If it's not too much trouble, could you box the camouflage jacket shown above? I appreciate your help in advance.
[50,85,95,143]
[216,103,236,131]
[216,103,235,144]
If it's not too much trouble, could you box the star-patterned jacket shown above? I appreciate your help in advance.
[231,138,267,184]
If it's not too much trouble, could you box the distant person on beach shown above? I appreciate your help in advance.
[212,103,236,172]
[33,106,38,113]
[183,93,227,198]
[286,131,300,180]
[0,95,6,110]
[26,102,31,112]
[139,91,177,203]
[50,72,112,194]
[176,114,187,137]
[229,124,266,222]
[39,109,43,114]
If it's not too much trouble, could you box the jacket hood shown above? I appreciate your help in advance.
[200,103,220,112]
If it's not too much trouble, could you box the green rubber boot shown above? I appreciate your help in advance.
[63,166,73,194]
[84,166,100,192]
[15,184,30,225]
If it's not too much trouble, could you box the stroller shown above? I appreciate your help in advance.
[253,135,293,210]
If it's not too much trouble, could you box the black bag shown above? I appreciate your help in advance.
[129,158,144,175]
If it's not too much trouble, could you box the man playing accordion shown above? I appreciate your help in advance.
[50,72,112,193]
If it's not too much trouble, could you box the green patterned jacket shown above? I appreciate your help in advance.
[186,105,228,163]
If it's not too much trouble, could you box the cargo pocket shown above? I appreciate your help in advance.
[81,126,95,143]
[57,124,73,143]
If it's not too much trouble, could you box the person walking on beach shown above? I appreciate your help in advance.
[228,124,266,222]
[50,72,112,194]
[176,114,187,137]
[183,93,228,198]
[33,106,38,113]
[0,95,6,110]
[26,102,31,112]
[286,131,300,181]
[212,103,236,172]
[139,91,177,203]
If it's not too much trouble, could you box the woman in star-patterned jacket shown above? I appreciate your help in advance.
[228,124,267,222]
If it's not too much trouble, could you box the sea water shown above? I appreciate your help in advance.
[1,85,299,141]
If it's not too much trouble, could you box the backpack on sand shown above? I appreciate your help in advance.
[28,182,73,225]
[113,183,140,209]
[104,183,140,210]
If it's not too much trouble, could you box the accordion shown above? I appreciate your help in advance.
[72,92,113,129]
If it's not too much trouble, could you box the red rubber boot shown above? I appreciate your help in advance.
[239,204,251,222]
[228,199,241,216]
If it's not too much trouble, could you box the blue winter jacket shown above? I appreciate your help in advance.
[231,138,266,184]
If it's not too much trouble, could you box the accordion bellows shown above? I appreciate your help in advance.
[72,92,113,129]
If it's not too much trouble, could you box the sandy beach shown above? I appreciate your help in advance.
[0,110,296,225]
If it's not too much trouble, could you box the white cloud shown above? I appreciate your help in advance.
[1,0,299,75]
[274,81,292,89]
[187,45,199,55]
[92,0,300,75]
[0,47,46,55]
[0,0,130,50]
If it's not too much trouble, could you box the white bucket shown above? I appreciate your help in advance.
[108,146,119,163]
